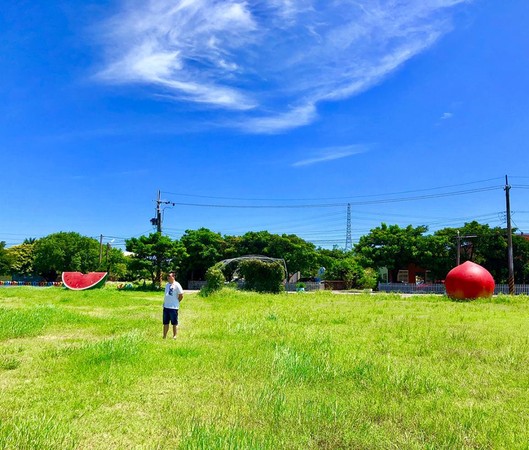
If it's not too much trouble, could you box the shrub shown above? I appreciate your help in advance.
[359,267,378,290]
[238,260,285,294]
[199,263,225,297]
[324,258,378,290]
[324,258,364,289]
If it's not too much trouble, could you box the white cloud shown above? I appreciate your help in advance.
[441,112,453,120]
[94,0,471,132]
[292,145,367,167]
[239,103,317,134]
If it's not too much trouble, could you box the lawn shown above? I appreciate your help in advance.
[1,287,528,449]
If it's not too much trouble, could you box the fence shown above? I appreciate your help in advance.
[495,284,529,294]
[285,282,323,292]
[187,281,206,290]
[378,283,446,294]
[187,280,323,292]
[0,281,63,287]
[378,283,529,295]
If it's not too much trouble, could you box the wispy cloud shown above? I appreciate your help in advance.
[292,145,367,167]
[441,112,453,120]
[94,0,471,133]
[239,103,317,134]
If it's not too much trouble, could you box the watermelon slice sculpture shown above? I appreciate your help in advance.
[62,272,108,290]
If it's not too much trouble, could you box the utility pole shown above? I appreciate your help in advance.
[154,190,163,288]
[505,175,515,295]
[456,230,476,266]
[151,190,175,234]
[456,231,461,266]
[150,190,163,232]
[106,242,111,271]
[150,190,176,288]
[156,190,162,233]
[99,234,103,264]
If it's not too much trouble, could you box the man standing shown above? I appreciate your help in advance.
[163,272,184,339]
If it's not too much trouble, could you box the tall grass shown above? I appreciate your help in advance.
[0,287,528,448]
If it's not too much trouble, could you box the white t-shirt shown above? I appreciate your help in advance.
[163,281,183,309]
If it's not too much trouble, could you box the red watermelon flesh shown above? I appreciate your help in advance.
[62,272,108,290]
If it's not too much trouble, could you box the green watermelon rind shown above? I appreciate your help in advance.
[62,272,108,290]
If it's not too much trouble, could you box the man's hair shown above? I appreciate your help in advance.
[168,272,175,277]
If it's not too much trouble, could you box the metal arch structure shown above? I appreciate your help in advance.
[218,255,288,279]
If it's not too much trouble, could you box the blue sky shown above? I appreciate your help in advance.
[2,0,529,250]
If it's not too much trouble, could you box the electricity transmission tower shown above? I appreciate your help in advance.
[345,203,352,251]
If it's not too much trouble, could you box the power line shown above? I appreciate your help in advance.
[168,186,501,209]
[162,176,504,202]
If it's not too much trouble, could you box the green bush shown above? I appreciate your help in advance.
[199,263,226,297]
[359,267,378,290]
[324,258,377,289]
[238,260,285,294]
[324,258,363,289]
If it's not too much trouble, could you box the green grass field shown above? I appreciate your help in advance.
[1,287,528,449]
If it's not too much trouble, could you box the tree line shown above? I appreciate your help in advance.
[1,221,528,287]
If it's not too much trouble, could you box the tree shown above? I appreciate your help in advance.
[178,228,228,284]
[433,222,508,282]
[6,243,35,276]
[269,234,319,278]
[126,233,185,287]
[104,247,130,281]
[32,232,100,281]
[323,257,364,289]
[317,248,349,273]
[233,231,274,256]
[464,222,508,282]
[234,231,319,278]
[321,253,378,289]
[513,235,529,284]
[414,233,453,281]
[355,224,429,282]
[0,241,10,275]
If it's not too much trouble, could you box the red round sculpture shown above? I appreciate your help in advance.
[445,261,495,300]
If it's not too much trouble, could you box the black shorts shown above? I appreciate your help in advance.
[163,308,179,325]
